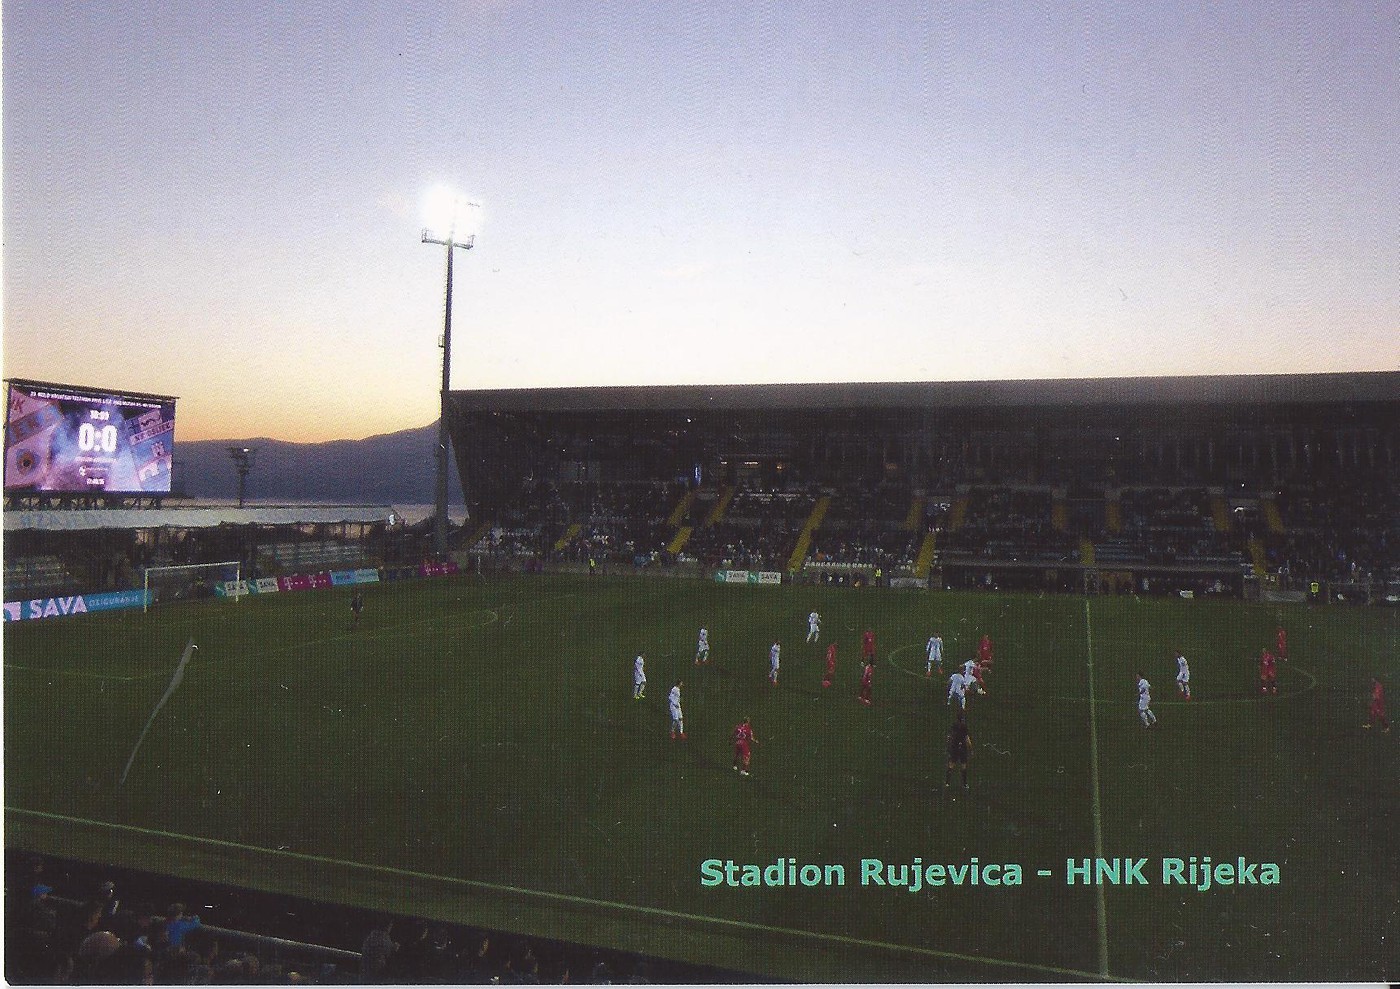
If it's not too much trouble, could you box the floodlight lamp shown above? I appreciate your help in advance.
[423,184,482,243]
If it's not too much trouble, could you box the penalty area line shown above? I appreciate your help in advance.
[6,806,1111,982]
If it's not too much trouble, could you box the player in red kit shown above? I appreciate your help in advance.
[861,629,876,664]
[1364,678,1390,732]
[1259,648,1278,695]
[858,661,874,706]
[1276,625,1288,660]
[822,642,837,688]
[977,634,994,668]
[732,718,756,776]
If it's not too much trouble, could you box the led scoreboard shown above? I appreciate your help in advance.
[4,380,177,495]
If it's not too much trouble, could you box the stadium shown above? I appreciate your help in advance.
[5,371,1397,982]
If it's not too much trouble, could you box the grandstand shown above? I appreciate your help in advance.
[447,372,1399,601]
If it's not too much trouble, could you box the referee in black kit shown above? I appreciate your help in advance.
[945,712,972,791]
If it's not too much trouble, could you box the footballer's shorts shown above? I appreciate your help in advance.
[947,743,969,764]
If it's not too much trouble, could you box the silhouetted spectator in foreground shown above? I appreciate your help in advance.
[360,918,397,983]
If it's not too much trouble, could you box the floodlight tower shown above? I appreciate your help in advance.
[227,447,256,508]
[421,186,480,559]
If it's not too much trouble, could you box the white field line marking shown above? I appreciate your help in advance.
[5,806,1112,982]
[1083,598,1110,979]
[884,644,934,680]
[3,664,136,682]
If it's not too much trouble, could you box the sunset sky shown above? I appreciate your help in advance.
[4,1,1397,443]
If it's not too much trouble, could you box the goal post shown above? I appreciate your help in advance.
[143,561,242,613]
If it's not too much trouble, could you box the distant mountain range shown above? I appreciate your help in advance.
[174,422,464,505]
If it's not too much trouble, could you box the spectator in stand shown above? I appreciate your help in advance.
[110,935,155,985]
[56,899,109,983]
[7,883,62,983]
[17,882,59,940]
[8,854,48,902]
[456,934,497,983]
[387,919,434,982]
[162,901,201,950]
[113,901,158,954]
[181,926,219,983]
[360,918,397,983]
[72,929,123,985]
[507,939,542,984]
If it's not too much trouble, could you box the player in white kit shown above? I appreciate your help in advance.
[768,642,781,685]
[668,681,686,740]
[695,628,710,665]
[948,671,977,709]
[1175,652,1191,700]
[1136,673,1157,727]
[925,634,944,677]
[806,611,821,643]
[633,654,646,700]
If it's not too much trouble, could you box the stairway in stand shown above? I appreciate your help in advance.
[913,531,937,577]
[667,525,694,555]
[706,486,736,526]
[904,496,925,531]
[787,495,831,573]
[554,522,582,552]
[668,489,697,528]
[1247,538,1269,576]
[1210,493,1232,533]
[665,489,700,554]
[948,493,970,531]
[1104,496,1123,535]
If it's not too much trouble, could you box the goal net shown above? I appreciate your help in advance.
[143,561,242,613]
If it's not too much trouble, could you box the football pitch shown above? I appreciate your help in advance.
[5,574,1397,982]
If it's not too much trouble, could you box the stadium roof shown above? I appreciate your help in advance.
[3,505,392,533]
[449,371,1398,413]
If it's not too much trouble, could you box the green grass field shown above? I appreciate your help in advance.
[5,574,1397,981]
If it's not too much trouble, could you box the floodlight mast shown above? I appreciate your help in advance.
[422,205,477,559]
[227,447,256,508]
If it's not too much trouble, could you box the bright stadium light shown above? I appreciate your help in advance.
[422,184,481,245]
[421,187,481,558]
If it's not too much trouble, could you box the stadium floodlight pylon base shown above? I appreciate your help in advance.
[142,561,242,613]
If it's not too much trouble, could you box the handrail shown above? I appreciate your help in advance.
[42,895,363,965]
